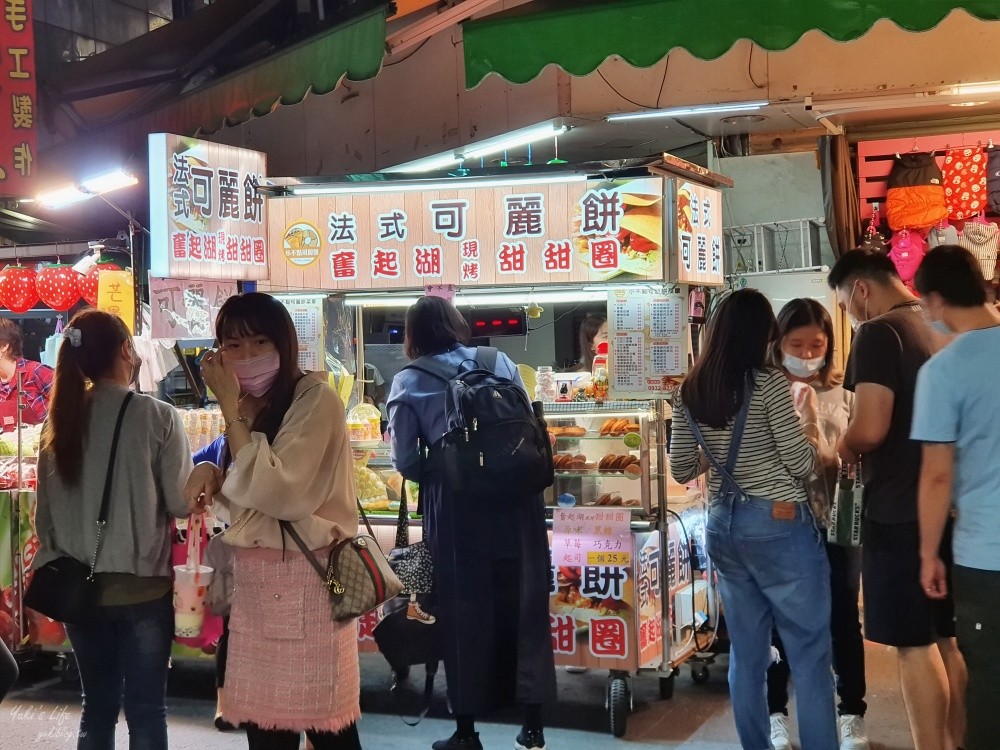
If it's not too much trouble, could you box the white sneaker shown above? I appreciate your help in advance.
[838,715,870,750]
[770,713,792,750]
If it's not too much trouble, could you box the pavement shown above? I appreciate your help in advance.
[1,646,917,749]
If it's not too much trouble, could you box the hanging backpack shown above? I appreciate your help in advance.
[888,230,927,287]
[404,347,554,498]
[958,219,1000,281]
[885,153,948,230]
[942,147,988,220]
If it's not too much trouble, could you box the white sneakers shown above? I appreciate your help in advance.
[769,714,792,750]
[838,715,870,750]
[769,713,869,750]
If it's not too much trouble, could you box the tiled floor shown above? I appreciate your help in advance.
[1,645,917,749]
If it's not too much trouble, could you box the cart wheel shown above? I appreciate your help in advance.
[659,672,676,700]
[608,677,630,738]
[691,664,710,684]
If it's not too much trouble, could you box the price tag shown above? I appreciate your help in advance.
[587,551,632,566]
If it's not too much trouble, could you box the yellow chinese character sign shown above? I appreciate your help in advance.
[97,271,136,334]
[0,0,36,197]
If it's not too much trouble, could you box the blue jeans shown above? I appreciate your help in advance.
[707,494,837,750]
[65,593,174,750]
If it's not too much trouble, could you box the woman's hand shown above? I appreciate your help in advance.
[184,462,222,515]
[200,350,241,415]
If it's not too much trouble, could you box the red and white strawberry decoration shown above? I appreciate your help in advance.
[35,264,81,312]
[0,266,39,314]
[79,262,122,307]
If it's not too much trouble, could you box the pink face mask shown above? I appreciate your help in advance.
[228,351,280,397]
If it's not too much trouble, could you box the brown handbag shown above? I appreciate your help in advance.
[280,501,403,621]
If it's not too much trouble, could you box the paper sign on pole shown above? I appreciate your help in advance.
[97,271,136,334]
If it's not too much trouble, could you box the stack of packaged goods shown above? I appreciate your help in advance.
[178,408,225,452]
[0,423,42,489]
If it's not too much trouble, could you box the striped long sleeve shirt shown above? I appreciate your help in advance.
[670,368,815,503]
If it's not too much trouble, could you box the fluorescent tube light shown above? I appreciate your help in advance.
[606,100,768,123]
[455,290,607,306]
[393,155,464,174]
[81,170,138,194]
[344,295,422,308]
[37,186,91,209]
[463,124,569,160]
[289,173,587,197]
[950,81,1000,97]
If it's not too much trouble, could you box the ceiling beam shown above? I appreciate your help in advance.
[386,0,504,56]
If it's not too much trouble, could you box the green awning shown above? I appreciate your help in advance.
[463,0,1000,88]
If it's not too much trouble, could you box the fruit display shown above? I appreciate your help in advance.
[599,419,641,437]
[355,464,390,511]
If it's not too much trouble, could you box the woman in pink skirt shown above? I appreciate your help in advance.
[185,293,361,750]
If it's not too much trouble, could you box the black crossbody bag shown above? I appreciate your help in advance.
[24,392,134,625]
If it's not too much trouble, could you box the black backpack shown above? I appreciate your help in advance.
[404,347,554,498]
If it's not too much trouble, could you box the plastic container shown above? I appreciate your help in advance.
[535,366,557,402]
[592,342,610,402]
[173,514,214,638]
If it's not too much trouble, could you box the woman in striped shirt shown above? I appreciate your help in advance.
[671,289,838,750]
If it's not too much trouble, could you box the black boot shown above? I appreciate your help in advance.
[431,732,483,750]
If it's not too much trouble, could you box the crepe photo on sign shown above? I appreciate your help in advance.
[572,177,663,282]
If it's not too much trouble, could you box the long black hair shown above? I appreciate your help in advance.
[215,292,302,446]
[681,289,777,428]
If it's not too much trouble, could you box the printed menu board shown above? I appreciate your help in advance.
[608,287,687,399]
[277,295,325,372]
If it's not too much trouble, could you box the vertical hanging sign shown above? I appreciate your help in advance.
[0,0,36,197]
[97,271,136,334]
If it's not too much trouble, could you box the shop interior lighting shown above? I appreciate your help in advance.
[289,173,587,197]
[949,81,1000,97]
[386,124,569,174]
[455,289,608,306]
[462,124,569,160]
[343,295,422,308]
[394,155,464,174]
[37,186,90,209]
[81,169,139,194]
[38,169,139,209]
[606,101,768,123]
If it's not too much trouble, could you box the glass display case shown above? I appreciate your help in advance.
[543,400,661,518]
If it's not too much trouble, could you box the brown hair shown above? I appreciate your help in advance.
[0,318,24,360]
[403,296,470,360]
[41,310,130,485]
[578,313,606,371]
[769,298,843,388]
[215,292,302,447]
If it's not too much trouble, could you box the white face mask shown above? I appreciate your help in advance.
[846,283,868,331]
[783,353,826,379]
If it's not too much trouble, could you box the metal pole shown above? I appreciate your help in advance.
[13,371,24,647]
[656,400,672,676]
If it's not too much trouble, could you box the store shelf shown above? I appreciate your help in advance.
[552,434,640,441]
[543,400,656,417]
[554,471,642,479]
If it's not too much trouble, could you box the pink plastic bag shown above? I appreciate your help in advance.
[170,518,224,651]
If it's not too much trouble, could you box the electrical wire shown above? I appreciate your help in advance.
[747,44,765,90]
[598,70,651,110]
[526,302,586,332]
[384,38,431,67]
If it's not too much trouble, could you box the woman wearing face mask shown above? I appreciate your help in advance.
[32,310,192,750]
[577,313,608,371]
[766,299,869,750]
[183,293,361,750]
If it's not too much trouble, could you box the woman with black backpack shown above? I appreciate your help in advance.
[387,296,556,750]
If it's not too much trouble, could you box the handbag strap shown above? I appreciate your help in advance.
[89,391,135,578]
[279,499,382,583]
[392,663,438,727]
[394,481,410,550]
[683,382,751,495]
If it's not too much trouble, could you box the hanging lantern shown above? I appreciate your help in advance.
[0,266,39,314]
[36,264,81,312]
[79,262,123,307]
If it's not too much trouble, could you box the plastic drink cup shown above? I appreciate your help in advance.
[173,563,214,638]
